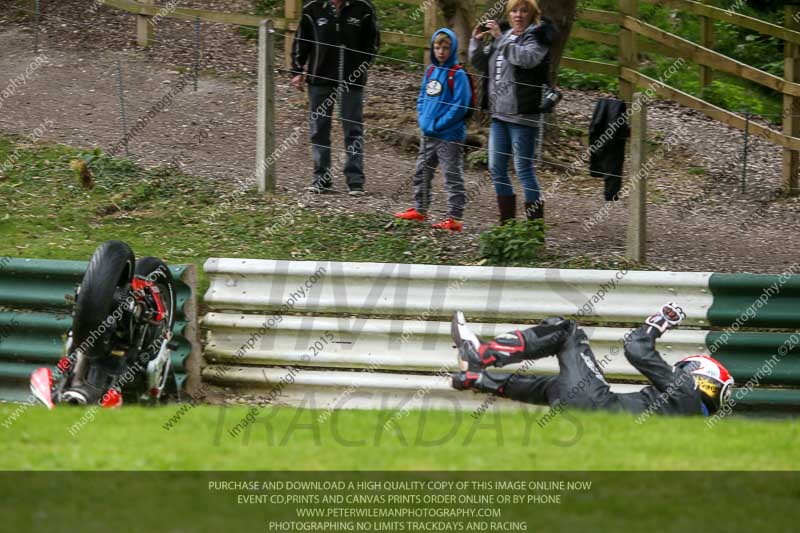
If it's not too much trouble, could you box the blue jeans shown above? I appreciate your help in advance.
[488,118,541,203]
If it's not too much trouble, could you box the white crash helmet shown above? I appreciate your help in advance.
[675,355,734,413]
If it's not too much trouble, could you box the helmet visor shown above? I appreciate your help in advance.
[695,375,725,412]
[720,381,733,408]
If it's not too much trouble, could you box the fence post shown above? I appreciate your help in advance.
[32,0,40,54]
[742,111,750,194]
[699,15,714,90]
[618,0,638,105]
[194,16,201,91]
[423,1,437,67]
[284,0,301,69]
[256,19,276,194]
[137,0,154,48]
[115,60,130,158]
[784,4,800,196]
[626,93,647,263]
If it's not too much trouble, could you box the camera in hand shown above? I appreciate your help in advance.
[540,86,563,113]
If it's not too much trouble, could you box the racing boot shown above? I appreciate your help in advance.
[451,369,514,395]
[451,311,570,372]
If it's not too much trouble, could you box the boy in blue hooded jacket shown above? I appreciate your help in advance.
[394,28,472,232]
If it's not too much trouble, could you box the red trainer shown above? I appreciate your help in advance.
[394,208,426,222]
[431,218,463,232]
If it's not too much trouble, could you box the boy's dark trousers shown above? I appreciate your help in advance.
[308,85,365,188]
[413,136,466,219]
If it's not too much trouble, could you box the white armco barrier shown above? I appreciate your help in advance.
[201,260,713,411]
[203,314,708,377]
[203,259,714,325]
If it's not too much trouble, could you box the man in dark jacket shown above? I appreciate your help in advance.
[450,304,735,417]
[291,0,380,195]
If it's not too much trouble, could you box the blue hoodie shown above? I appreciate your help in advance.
[417,28,472,142]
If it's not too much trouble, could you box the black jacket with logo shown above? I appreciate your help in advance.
[616,326,706,416]
[290,0,380,87]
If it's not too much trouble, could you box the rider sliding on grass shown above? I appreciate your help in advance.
[450,303,734,417]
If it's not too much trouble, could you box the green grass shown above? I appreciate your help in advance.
[2,403,798,533]
[1,403,798,470]
[688,166,707,176]
[0,135,456,289]
[0,134,635,274]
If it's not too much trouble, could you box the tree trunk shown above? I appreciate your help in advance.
[536,1,578,143]
[536,0,578,84]
[436,0,475,65]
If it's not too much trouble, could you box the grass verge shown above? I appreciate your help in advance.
[1,403,797,470]
[0,134,460,291]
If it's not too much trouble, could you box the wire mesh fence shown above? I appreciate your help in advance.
[0,0,796,271]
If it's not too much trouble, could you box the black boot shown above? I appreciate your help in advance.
[451,369,513,394]
[497,194,516,224]
[452,311,569,372]
[524,200,544,221]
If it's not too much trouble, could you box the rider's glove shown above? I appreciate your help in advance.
[644,302,685,338]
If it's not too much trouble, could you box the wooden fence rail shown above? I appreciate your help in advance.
[639,0,800,46]
[624,16,800,98]
[622,68,800,152]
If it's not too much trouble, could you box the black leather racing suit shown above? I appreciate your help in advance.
[490,324,706,416]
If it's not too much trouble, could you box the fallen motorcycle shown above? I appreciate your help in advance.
[30,240,177,409]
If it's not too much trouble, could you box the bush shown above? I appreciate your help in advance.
[479,219,546,266]
[557,68,618,92]
[466,150,488,168]
[701,80,774,116]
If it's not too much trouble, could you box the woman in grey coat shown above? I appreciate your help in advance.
[469,0,557,223]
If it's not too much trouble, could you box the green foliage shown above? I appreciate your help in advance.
[714,24,784,77]
[561,125,586,138]
[702,79,773,115]
[465,149,488,168]
[242,0,283,41]
[568,0,785,123]
[558,68,618,92]
[377,44,424,68]
[479,219,546,266]
[252,0,282,16]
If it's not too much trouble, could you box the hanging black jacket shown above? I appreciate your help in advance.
[589,98,629,201]
[290,0,380,87]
